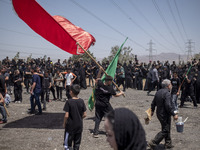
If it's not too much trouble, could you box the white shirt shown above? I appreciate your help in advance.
[65,73,73,86]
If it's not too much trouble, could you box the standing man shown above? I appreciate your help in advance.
[42,71,51,110]
[0,67,7,124]
[170,72,180,113]
[29,67,42,115]
[54,70,64,101]
[148,79,178,149]
[64,68,77,100]
[147,64,159,96]
[24,65,32,94]
[13,69,23,103]
[116,63,125,92]
[92,67,124,138]
[180,72,198,108]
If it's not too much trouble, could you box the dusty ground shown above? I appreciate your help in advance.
[0,86,200,150]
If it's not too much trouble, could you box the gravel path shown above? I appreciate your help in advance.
[0,87,200,150]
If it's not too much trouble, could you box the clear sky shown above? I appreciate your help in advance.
[0,0,200,62]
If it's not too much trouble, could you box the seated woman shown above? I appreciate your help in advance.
[104,108,146,150]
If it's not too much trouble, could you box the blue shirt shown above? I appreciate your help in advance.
[32,74,41,94]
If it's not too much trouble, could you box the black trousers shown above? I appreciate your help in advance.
[14,87,22,102]
[117,77,125,91]
[153,115,171,145]
[42,89,49,109]
[181,87,197,106]
[50,86,56,99]
[94,104,113,134]
[80,78,87,89]
[56,86,62,99]
[137,77,143,90]
[125,77,132,88]
[148,80,158,93]
[24,78,32,92]
[41,90,44,101]
[196,83,200,103]
[66,85,72,100]
[64,131,82,150]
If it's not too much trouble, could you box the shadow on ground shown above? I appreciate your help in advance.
[85,116,95,121]
[3,112,64,129]
[88,129,106,135]
[147,144,165,150]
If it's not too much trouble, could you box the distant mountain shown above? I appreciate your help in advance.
[96,52,192,64]
[137,53,188,64]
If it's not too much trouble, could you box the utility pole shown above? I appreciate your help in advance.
[186,39,194,61]
[146,40,156,62]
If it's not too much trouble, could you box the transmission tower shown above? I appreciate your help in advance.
[146,40,156,62]
[186,39,195,61]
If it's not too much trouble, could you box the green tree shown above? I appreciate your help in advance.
[14,52,20,62]
[102,46,134,64]
[43,55,47,61]
[194,53,200,60]
[27,54,32,63]
[102,57,109,64]
[71,49,96,62]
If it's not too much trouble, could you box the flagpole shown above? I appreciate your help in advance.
[76,42,125,97]
[3,103,9,117]
[177,63,194,94]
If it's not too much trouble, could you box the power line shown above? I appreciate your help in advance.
[37,1,126,44]
[0,27,39,38]
[69,0,126,38]
[7,0,147,52]
[0,48,46,56]
[90,32,121,42]
[166,0,186,43]
[0,28,126,55]
[69,0,146,50]
[109,0,176,53]
[0,27,146,55]
[173,0,189,40]
[0,42,59,51]
[152,0,183,53]
[128,0,177,48]
[0,48,67,62]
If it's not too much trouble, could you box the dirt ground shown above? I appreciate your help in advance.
[0,86,200,150]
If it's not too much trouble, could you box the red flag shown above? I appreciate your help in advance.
[12,0,96,55]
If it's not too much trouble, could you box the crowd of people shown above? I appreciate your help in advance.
[0,55,200,149]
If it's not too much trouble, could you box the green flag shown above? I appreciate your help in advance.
[88,37,128,111]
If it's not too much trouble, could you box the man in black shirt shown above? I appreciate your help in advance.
[93,67,124,138]
[148,79,178,149]
[13,69,23,103]
[24,65,32,94]
[180,73,198,108]
[42,71,51,110]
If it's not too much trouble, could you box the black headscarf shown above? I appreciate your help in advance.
[113,108,146,150]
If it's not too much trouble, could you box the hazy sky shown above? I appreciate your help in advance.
[0,0,200,62]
